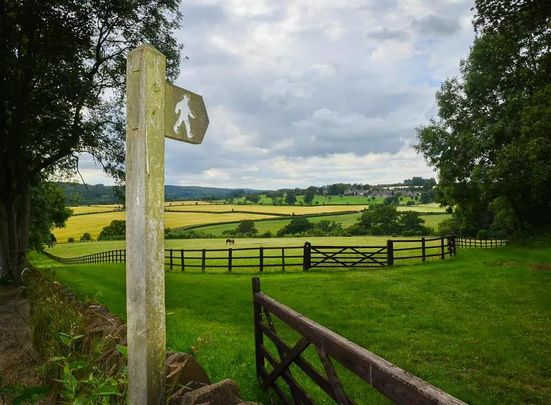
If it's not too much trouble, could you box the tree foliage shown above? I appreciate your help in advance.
[236,220,257,236]
[416,0,551,236]
[28,183,72,250]
[277,217,313,236]
[348,205,430,236]
[98,220,125,241]
[0,0,182,280]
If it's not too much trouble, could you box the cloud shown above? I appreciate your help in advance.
[81,0,475,189]
[367,28,410,42]
[412,14,462,36]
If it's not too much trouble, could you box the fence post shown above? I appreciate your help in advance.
[180,250,184,272]
[169,248,173,271]
[252,277,264,379]
[281,248,285,272]
[201,249,206,273]
[386,240,394,266]
[259,247,264,273]
[440,237,445,260]
[228,248,233,273]
[421,237,426,262]
[451,234,456,256]
[303,242,311,271]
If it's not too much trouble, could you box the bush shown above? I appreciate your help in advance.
[235,220,257,236]
[80,232,92,242]
[476,229,489,239]
[68,237,75,243]
[98,220,125,240]
[277,217,313,236]
[438,218,459,236]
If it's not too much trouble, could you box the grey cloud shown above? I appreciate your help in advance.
[367,28,410,42]
[412,14,461,36]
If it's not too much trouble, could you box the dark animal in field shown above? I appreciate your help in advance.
[225,238,235,245]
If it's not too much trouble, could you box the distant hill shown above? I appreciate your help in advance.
[58,182,263,205]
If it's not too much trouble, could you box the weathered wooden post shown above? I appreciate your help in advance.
[126,44,209,404]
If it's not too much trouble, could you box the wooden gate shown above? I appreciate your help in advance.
[305,242,387,270]
[252,278,466,404]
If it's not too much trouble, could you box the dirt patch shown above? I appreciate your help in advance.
[0,286,41,386]
[529,263,551,272]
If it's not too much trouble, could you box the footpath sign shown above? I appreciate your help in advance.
[125,44,208,404]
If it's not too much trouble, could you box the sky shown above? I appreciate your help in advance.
[79,0,475,190]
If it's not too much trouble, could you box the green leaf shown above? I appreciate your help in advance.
[116,344,128,358]
[12,386,50,405]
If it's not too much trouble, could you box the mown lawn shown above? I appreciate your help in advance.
[29,246,551,404]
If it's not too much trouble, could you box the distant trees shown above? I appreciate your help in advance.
[327,184,347,196]
[236,220,257,236]
[285,192,297,205]
[245,194,261,204]
[303,188,316,205]
[348,205,430,236]
[277,217,313,236]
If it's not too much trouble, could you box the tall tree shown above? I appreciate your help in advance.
[0,0,182,280]
[416,0,551,236]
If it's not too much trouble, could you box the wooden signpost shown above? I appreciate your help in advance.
[125,44,208,404]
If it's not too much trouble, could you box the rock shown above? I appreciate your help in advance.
[166,351,211,388]
[180,379,242,405]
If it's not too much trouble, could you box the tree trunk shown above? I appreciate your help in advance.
[0,182,31,283]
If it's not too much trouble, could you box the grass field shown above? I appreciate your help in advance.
[46,236,435,258]
[183,212,451,236]
[30,246,551,404]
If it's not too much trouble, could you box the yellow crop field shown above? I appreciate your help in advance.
[53,211,277,242]
[164,200,216,207]
[163,212,276,230]
[69,205,124,215]
[165,204,368,215]
[397,203,446,213]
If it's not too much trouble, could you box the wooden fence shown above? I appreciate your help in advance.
[43,236,458,272]
[43,250,126,265]
[252,278,466,404]
[455,237,507,248]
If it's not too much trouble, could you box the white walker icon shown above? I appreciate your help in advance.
[174,94,195,140]
[165,82,209,144]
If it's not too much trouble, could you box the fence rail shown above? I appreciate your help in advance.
[455,237,507,248]
[43,236,464,272]
[252,277,466,404]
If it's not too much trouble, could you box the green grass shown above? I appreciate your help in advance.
[47,236,438,258]
[29,246,551,404]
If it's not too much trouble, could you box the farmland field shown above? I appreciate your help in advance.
[183,212,451,236]
[230,194,417,206]
[165,203,368,215]
[53,211,277,242]
[30,246,551,404]
[69,204,124,215]
[54,203,446,243]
